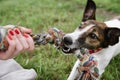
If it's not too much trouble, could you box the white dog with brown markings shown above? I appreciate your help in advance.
[61,0,120,80]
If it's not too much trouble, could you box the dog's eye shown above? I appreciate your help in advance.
[89,33,97,39]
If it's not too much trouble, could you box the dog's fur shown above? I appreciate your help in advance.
[61,0,120,80]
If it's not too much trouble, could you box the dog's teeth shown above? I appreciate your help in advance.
[63,49,66,52]
[63,48,70,52]
[67,48,70,52]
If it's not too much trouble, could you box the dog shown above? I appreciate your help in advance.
[61,0,120,80]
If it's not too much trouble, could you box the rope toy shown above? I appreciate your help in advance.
[31,27,65,48]
[76,48,99,80]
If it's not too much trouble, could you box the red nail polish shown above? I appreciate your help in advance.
[9,30,14,36]
[14,28,20,34]
[24,33,29,38]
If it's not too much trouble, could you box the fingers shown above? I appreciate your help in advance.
[14,28,29,50]
[24,33,34,51]
[14,28,34,51]
[20,27,32,33]
[0,27,34,60]
[12,28,34,57]
[6,29,24,58]
[0,33,16,60]
[5,35,16,59]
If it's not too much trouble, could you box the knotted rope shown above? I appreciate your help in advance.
[76,48,100,80]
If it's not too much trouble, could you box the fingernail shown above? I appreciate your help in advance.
[14,28,20,34]
[24,33,29,38]
[9,30,14,36]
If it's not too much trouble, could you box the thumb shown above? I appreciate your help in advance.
[20,27,32,33]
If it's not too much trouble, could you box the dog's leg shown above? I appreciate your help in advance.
[67,59,80,80]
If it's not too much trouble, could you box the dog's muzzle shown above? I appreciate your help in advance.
[61,36,77,53]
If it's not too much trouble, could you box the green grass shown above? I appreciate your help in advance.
[0,0,120,80]
[95,0,120,13]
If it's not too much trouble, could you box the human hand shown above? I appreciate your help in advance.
[0,26,34,60]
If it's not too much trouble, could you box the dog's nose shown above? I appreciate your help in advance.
[63,36,73,45]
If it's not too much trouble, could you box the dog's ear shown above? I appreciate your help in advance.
[82,0,96,22]
[105,28,120,46]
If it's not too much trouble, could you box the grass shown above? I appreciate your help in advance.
[0,0,120,80]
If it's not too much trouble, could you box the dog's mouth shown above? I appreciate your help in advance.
[61,44,77,53]
[62,45,71,53]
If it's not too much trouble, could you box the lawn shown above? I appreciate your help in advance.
[0,0,120,80]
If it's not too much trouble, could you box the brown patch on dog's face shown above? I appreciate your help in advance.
[78,20,107,49]
[84,26,105,49]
